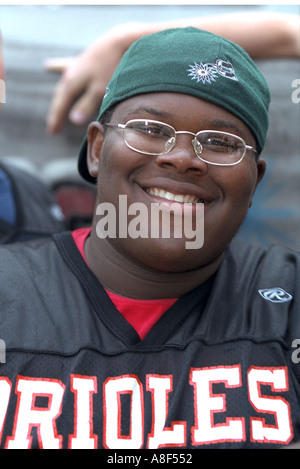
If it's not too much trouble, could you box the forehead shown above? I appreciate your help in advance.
[112,92,255,144]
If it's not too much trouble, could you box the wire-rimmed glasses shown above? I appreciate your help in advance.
[104,119,257,166]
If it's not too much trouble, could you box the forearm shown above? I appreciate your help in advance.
[108,12,300,59]
[46,11,299,134]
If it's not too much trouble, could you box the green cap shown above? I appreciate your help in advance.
[78,27,270,183]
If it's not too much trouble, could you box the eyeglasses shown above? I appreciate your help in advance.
[104,119,257,166]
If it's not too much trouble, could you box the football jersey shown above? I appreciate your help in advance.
[0,232,299,449]
[72,227,178,339]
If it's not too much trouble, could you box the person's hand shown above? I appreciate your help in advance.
[45,22,163,134]
[45,14,299,135]
[45,34,125,135]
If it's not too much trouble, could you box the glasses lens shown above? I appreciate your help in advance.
[124,120,175,155]
[196,131,245,165]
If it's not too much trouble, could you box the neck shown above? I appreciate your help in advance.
[84,228,223,300]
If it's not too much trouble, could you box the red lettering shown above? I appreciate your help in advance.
[6,376,65,449]
[0,366,293,448]
[248,366,293,444]
[0,378,11,444]
[103,375,143,449]
[147,375,186,448]
[69,375,97,449]
[190,365,245,445]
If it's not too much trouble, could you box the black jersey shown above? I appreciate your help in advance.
[0,232,300,449]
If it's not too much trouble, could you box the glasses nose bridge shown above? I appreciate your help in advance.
[175,130,196,138]
[174,130,201,156]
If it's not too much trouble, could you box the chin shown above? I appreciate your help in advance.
[127,238,207,273]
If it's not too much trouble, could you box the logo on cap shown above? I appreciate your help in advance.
[187,59,238,84]
[103,86,110,100]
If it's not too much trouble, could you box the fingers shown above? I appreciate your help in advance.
[68,85,103,126]
[46,66,90,134]
[44,57,74,73]
[45,36,124,134]
[45,57,105,134]
[45,57,80,134]
[46,78,104,134]
[46,80,79,134]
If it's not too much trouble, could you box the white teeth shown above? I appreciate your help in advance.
[147,188,203,204]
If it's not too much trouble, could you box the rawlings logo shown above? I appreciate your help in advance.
[258,287,293,303]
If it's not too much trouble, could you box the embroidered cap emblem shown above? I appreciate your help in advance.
[187,58,238,84]
[258,287,293,303]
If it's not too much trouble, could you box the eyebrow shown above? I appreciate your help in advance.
[208,119,247,138]
[127,106,173,120]
[126,107,247,138]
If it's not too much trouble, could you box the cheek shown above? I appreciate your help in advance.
[204,164,259,240]
[224,162,259,205]
[96,137,149,202]
[96,140,126,201]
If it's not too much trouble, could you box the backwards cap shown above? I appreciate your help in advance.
[78,27,270,183]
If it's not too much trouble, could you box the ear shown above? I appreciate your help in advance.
[249,158,266,208]
[255,158,266,187]
[86,121,104,179]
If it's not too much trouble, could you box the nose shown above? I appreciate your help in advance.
[155,134,208,174]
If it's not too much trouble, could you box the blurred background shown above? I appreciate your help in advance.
[0,4,299,248]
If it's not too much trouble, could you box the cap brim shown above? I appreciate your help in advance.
[78,136,97,184]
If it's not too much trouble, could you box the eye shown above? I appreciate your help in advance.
[200,133,241,153]
[132,121,173,139]
[206,137,232,152]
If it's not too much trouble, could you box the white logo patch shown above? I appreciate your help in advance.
[258,287,293,303]
[187,59,238,84]
[103,86,110,99]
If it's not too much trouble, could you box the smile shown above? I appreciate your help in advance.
[146,188,205,205]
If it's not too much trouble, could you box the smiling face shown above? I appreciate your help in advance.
[87,92,265,273]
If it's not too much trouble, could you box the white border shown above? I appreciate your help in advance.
[0,1,299,5]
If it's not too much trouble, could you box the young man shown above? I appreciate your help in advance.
[0,28,299,449]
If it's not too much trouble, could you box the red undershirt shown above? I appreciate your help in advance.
[71,228,177,339]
